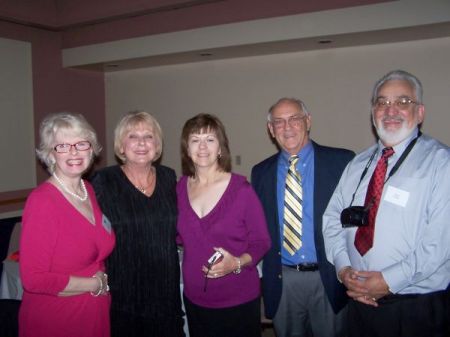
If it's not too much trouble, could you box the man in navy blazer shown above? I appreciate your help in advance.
[251,97,354,337]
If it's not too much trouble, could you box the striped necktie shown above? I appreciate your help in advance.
[283,155,302,255]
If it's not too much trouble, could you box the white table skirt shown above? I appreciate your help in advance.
[0,259,189,335]
[0,260,22,300]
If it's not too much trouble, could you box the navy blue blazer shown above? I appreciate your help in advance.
[251,141,355,318]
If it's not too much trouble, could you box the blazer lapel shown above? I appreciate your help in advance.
[264,154,281,243]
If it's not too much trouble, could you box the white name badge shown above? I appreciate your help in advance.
[384,185,409,207]
[102,214,112,234]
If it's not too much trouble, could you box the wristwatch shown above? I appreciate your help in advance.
[233,258,241,274]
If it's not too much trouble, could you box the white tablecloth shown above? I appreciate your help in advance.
[0,260,22,300]
[0,259,189,335]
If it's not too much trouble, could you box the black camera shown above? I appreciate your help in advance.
[340,206,369,228]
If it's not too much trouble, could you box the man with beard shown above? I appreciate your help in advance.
[323,70,450,337]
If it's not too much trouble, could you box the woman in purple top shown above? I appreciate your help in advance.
[177,113,271,337]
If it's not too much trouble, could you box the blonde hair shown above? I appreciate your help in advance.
[114,111,163,163]
[36,112,101,173]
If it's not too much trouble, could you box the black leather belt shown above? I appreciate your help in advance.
[283,263,319,271]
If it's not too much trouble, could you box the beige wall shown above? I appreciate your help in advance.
[0,27,106,214]
[0,37,35,192]
[105,36,450,178]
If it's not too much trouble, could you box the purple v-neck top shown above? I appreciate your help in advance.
[177,173,271,308]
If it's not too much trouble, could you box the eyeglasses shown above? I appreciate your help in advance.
[271,114,307,129]
[54,141,92,153]
[373,97,418,112]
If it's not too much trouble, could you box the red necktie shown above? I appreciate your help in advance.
[354,147,395,256]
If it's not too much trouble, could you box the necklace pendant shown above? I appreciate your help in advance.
[122,165,154,195]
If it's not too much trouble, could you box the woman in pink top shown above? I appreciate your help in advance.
[19,112,115,337]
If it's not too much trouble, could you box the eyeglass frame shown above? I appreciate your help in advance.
[53,141,92,153]
[270,113,308,129]
[373,96,418,112]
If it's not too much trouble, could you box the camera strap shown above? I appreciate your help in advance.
[348,131,421,207]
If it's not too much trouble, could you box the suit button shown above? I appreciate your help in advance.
[278,274,282,279]
[278,251,281,255]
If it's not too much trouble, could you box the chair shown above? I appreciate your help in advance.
[0,299,21,337]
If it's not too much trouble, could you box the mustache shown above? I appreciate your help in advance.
[381,116,404,123]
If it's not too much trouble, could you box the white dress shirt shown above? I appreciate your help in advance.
[323,130,450,294]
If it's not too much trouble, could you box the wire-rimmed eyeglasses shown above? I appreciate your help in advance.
[270,114,307,129]
[373,97,418,112]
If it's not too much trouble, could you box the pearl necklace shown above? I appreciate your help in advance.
[52,172,88,202]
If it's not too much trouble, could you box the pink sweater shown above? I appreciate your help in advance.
[19,181,115,337]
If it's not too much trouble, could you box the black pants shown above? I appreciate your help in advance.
[0,299,20,337]
[184,295,261,337]
[110,308,185,337]
[348,289,450,337]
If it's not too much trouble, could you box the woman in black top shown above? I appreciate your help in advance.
[91,111,184,337]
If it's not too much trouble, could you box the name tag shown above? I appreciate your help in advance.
[102,215,112,234]
[384,185,409,207]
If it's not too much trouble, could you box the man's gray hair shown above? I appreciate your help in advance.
[371,70,423,105]
[267,97,309,122]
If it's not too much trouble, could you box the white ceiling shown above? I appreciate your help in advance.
[61,0,450,71]
[2,0,448,71]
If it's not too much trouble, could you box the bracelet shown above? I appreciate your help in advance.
[90,275,103,297]
[233,257,242,274]
[103,273,110,292]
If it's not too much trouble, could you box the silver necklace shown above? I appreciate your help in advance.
[52,172,88,202]
[123,166,154,194]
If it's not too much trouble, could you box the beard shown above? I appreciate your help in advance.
[373,115,417,146]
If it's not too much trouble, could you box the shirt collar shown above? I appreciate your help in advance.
[280,140,313,165]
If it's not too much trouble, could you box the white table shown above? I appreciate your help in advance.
[0,259,190,335]
[0,260,22,300]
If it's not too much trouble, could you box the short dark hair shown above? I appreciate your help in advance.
[180,113,232,177]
